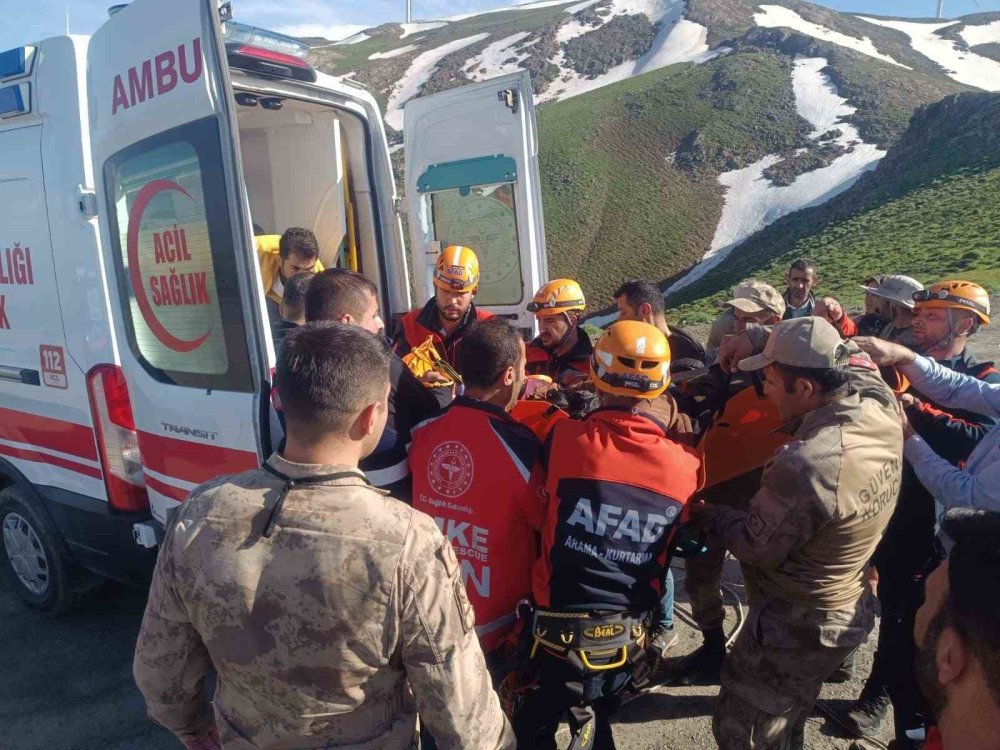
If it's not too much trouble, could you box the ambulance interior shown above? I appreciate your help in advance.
[234,93,384,299]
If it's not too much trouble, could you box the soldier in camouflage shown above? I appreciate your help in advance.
[702,317,904,749]
[133,323,512,750]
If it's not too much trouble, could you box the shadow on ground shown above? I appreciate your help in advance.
[0,576,176,750]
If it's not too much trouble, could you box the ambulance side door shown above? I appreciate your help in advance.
[87,0,270,524]
[404,71,547,329]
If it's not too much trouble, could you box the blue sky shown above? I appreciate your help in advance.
[2,0,998,51]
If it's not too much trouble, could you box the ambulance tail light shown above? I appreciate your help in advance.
[87,365,149,513]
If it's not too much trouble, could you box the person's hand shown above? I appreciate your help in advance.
[183,727,221,750]
[560,370,591,391]
[867,567,879,598]
[718,332,754,374]
[523,376,553,400]
[854,337,916,367]
[899,392,920,409]
[899,401,916,440]
[421,370,451,385]
[813,297,844,322]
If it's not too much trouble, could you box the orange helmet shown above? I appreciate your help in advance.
[527,279,586,317]
[913,280,990,325]
[590,321,671,399]
[433,245,480,293]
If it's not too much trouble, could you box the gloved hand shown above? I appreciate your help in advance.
[854,336,917,367]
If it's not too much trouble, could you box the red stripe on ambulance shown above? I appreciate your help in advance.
[137,431,259,486]
[144,473,190,503]
[0,443,103,480]
[0,407,99,461]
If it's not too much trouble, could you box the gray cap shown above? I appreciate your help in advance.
[724,281,787,318]
[861,274,924,309]
[738,317,850,372]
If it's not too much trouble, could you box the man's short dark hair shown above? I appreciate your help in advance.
[456,318,523,389]
[939,509,1000,706]
[614,279,664,316]
[276,323,390,435]
[281,272,315,318]
[305,268,378,323]
[279,227,320,261]
[788,258,818,277]
[773,362,851,395]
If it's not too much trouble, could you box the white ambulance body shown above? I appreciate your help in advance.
[0,0,547,613]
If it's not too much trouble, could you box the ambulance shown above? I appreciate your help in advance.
[0,0,547,613]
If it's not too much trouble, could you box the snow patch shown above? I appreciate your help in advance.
[539,0,715,103]
[464,32,536,81]
[369,44,418,60]
[755,5,909,68]
[400,21,449,38]
[667,57,885,296]
[857,16,1000,91]
[384,34,490,132]
[960,20,1000,48]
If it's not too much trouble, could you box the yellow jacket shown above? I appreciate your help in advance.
[255,235,324,306]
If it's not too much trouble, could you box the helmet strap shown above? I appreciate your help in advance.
[546,312,578,352]
[926,309,968,355]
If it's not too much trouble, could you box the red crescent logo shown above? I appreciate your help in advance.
[126,179,212,353]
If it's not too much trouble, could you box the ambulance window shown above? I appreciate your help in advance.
[429,182,523,306]
[104,117,252,392]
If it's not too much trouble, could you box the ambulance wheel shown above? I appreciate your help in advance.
[0,486,96,615]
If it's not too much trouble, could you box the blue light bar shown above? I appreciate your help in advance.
[223,21,310,59]
[0,48,27,80]
[0,85,27,118]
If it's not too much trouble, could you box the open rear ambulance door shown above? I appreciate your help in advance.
[87,0,270,526]
[404,71,547,330]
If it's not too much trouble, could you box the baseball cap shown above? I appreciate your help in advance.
[724,281,786,318]
[861,275,924,309]
[738,317,850,372]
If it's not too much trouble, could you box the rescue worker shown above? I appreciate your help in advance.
[703,316,903,750]
[728,281,787,334]
[525,279,592,387]
[257,227,324,324]
[613,278,707,365]
[305,268,439,499]
[854,275,891,337]
[914,509,1000,750]
[782,258,819,319]
[845,280,1000,744]
[515,321,701,750]
[868,275,924,346]
[857,334,1000,514]
[271,271,313,351]
[813,275,923,343]
[409,318,543,667]
[133,323,511,750]
[392,245,494,385]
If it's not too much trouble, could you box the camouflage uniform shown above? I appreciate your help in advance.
[703,328,903,750]
[133,454,512,750]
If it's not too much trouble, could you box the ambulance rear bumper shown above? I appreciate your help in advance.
[38,485,158,587]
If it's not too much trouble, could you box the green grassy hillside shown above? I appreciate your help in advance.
[539,51,809,301]
[664,92,1000,322]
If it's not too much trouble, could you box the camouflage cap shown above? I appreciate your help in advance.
[724,281,787,318]
[861,274,924,309]
[738,316,849,371]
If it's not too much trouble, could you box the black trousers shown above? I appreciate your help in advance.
[513,651,633,750]
[867,567,931,738]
